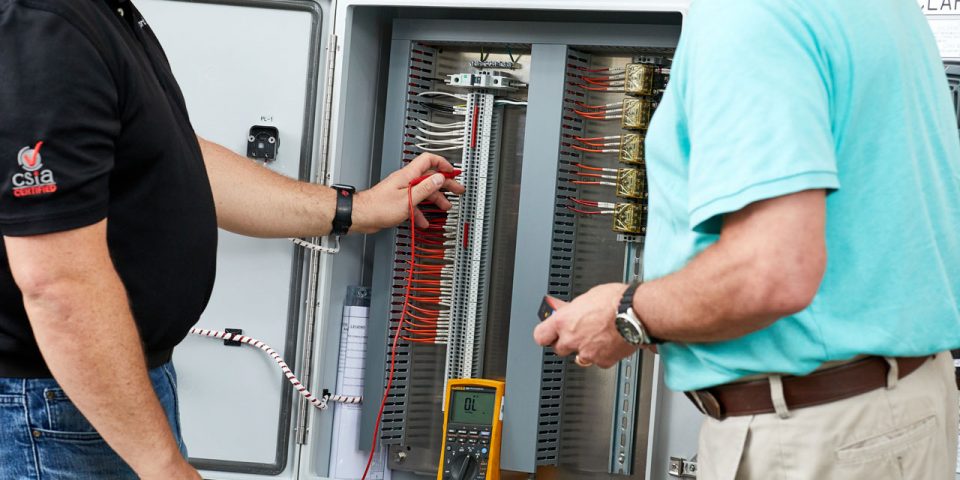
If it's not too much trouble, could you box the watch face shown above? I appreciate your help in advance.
[616,314,643,345]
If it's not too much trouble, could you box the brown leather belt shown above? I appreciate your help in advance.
[685,356,931,420]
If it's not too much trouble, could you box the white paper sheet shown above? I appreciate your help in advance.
[329,305,390,480]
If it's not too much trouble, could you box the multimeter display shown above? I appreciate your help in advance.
[450,390,495,425]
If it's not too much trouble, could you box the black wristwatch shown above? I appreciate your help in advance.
[331,184,355,236]
[615,281,659,345]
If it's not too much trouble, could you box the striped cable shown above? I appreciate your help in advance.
[189,327,362,410]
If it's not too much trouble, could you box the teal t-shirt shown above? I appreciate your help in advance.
[645,0,960,392]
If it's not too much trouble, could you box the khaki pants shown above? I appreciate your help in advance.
[698,351,959,480]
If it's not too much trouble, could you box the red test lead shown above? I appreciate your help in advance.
[410,169,462,187]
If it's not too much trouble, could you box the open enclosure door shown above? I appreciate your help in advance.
[134,0,332,476]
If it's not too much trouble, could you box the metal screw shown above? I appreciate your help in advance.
[396,451,407,464]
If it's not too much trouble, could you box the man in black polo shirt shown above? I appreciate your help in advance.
[0,1,463,478]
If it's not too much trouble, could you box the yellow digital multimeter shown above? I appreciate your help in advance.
[437,379,505,480]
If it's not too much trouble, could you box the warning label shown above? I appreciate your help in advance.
[920,0,960,59]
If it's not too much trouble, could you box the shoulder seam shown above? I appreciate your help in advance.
[11,0,121,98]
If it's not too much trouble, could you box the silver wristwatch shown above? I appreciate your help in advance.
[614,282,658,345]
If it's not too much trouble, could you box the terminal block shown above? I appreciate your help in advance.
[624,63,656,96]
[613,202,647,235]
[616,168,646,200]
[618,133,644,166]
[446,70,524,91]
[621,97,653,131]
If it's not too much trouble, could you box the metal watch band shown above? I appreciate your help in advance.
[331,184,355,236]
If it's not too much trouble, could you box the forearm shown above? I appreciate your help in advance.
[199,138,465,237]
[633,241,786,343]
[633,191,826,344]
[198,137,336,237]
[22,273,184,476]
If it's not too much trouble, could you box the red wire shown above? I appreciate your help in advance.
[572,180,605,185]
[574,163,604,171]
[362,179,418,480]
[566,205,605,215]
[582,77,617,86]
[567,196,600,207]
[407,296,442,303]
[576,172,606,178]
[573,109,612,117]
[571,145,607,153]
[402,336,439,344]
[406,302,443,316]
[573,135,608,141]
[575,84,622,92]
[405,311,443,323]
[470,104,480,148]
[573,66,612,73]
[573,103,611,111]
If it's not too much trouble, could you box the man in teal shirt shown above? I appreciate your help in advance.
[535,0,960,477]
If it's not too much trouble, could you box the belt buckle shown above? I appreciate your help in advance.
[688,390,725,420]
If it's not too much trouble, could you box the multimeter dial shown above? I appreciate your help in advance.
[447,452,480,480]
[443,423,492,478]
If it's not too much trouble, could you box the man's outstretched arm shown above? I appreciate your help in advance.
[198,138,465,237]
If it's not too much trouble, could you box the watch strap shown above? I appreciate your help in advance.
[619,281,641,314]
[331,184,355,236]
[618,281,662,345]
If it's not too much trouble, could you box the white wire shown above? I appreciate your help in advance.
[189,328,362,410]
[416,144,465,152]
[415,126,463,137]
[418,119,465,129]
[575,103,621,110]
[417,91,468,101]
[415,135,463,145]
[495,100,528,106]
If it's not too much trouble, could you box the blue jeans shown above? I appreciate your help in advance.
[0,362,187,479]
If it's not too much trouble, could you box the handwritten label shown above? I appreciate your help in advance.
[920,1,960,59]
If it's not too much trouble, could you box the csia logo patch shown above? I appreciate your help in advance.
[11,141,57,197]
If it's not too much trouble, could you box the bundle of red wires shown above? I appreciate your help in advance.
[362,171,459,479]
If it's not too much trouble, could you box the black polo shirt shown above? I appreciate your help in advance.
[0,0,218,377]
